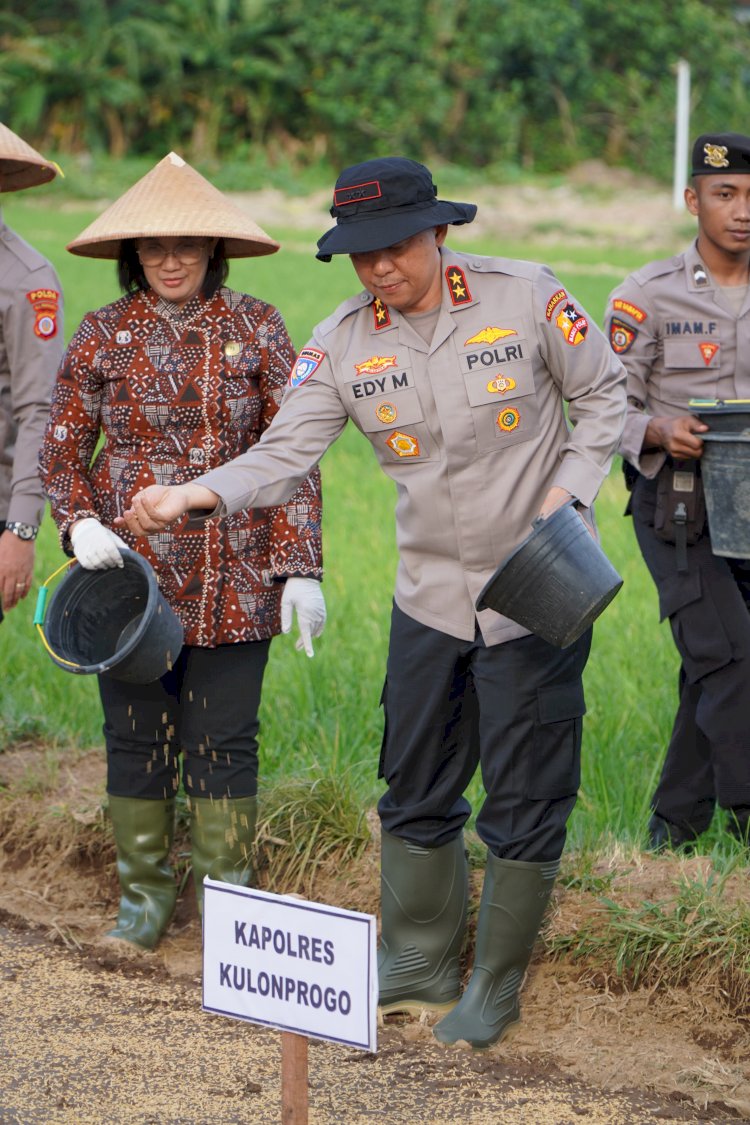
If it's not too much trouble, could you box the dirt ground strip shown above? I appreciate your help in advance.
[1,746,749,1124]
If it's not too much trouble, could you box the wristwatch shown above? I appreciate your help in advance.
[5,521,38,541]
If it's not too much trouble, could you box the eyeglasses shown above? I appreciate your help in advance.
[136,240,211,266]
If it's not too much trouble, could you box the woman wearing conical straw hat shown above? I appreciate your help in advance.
[39,152,326,951]
[0,122,64,623]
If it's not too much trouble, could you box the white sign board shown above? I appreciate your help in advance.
[202,879,378,1052]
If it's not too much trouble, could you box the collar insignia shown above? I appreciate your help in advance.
[446,266,472,306]
[373,298,391,329]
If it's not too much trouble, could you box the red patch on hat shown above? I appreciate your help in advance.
[334,180,382,207]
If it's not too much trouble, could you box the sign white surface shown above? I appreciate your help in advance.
[202,879,378,1052]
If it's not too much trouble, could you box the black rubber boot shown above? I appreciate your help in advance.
[190,795,257,915]
[647,813,698,852]
[378,831,468,1016]
[433,852,558,1049]
[106,796,177,950]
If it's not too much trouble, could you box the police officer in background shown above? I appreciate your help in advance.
[607,132,750,851]
[119,157,626,1048]
[0,122,63,623]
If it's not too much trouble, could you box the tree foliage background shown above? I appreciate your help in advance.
[1,0,748,180]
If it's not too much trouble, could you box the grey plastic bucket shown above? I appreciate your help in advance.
[693,401,750,559]
[476,502,623,648]
[42,549,184,682]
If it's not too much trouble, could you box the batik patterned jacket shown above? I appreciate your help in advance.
[40,286,323,646]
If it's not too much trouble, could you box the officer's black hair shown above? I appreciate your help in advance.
[117,238,230,299]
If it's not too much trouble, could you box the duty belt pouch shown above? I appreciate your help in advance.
[654,460,706,572]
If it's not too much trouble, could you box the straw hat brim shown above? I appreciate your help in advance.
[66,152,280,259]
[0,122,59,192]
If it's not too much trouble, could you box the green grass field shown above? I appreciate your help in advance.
[0,189,739,862]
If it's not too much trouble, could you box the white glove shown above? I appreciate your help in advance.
[70,518,128,570]
[280,577,326,658]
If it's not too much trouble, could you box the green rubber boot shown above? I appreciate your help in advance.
[378,831,468,1016]
[433,852,559,1049]
[106,796,178,950]
[190,795,257,915]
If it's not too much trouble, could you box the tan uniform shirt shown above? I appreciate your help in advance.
[606,240,750,478]
[0,214,63,525]
[198,247,626,644]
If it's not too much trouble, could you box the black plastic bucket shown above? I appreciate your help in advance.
[476,502,623,648]
[692,400,750,559]
[41,549,184,682]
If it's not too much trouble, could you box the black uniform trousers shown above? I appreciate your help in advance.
[631,474,750,833]
[99,640,271,801]
[377,602,591,862]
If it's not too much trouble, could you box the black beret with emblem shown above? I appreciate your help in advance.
[691,132,750,176]
[316,157,477,262]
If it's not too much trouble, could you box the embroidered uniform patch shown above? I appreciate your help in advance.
[487,375,516,395]
[465,327,517,346]
[699,342,720,366]
[446,266,472,305]
[555,303,588,346]
[373,298,391,329]
[497,407,520,432]
[26,288,60,339]
[612,298,647,323]
[610,317,637,355]
[376,402,397,424]
[386,430,420,457]
[355,355,397,376]
[545,289,567,321]
[289,347,325,388]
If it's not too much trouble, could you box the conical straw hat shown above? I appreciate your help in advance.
[0,121,60,192]
[67,152,280,259]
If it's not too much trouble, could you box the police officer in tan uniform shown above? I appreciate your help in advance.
[0,122,63,622]
[120,157,626,1048]
[607,132,750,851]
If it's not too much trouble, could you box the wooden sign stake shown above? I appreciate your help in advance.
[281,1030,309,1123]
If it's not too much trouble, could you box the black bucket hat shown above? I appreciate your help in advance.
[316,157,477,261]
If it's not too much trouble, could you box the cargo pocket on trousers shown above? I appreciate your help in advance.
[660,570,733,683]
[527,680,586,800]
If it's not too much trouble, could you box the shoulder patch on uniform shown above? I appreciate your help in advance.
[610,316,637,354]
[289,347,325,388]
[445,265,472,305]
[26,288,60,339]
[554,301,588,346]
[545,288,568,321]
[612,298,647,323]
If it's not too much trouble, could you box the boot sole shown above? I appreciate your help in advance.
[379,997,460,1018]
[434,1015,521,1050]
